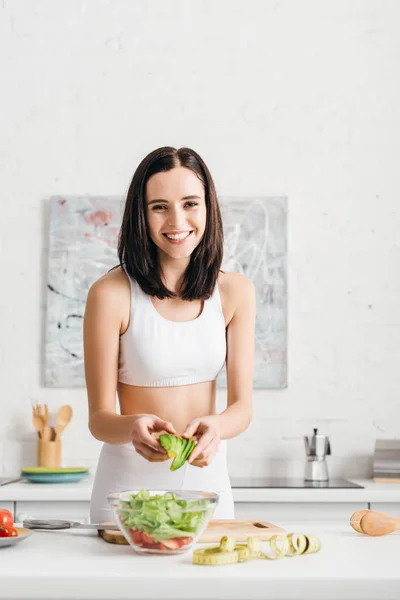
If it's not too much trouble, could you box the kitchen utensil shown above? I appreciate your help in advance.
[23,517,286,545]
[198,519,287,543]
[32,403,53,439]
[98,519,287,545]
[23,472,88,483]
[41,425,53,442]
[0,477,23,486]
[32,415,44,438]
[55,405,73,440]
[0,527,32,549]
[359,510,400,536]
[32,402,58,441]
[21,467,88,474]
[23,519,115,531]
[21,466,89,484]
[304,428,331,482]
[108,489,218,554]
[99,525,131,545]
[37,439,61,469]
[32,403,48,423]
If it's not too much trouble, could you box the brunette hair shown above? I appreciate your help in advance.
[117,146,224,300]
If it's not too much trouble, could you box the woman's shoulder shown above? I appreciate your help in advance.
[86,266,130,306]
[218,270,255,296]
[217,271,255,321]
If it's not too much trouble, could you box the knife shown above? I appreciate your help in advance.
[0,477,23,486]
[23,519,119,531]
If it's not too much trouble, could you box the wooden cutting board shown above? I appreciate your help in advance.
[98,519,286,545]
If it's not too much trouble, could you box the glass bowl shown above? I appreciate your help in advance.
[108,488,218,555]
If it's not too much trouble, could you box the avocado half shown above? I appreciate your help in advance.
[159,434,196,471]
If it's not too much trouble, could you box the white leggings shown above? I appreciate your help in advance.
[90,439,234,523]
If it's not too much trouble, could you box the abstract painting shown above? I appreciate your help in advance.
[45,196,287,389]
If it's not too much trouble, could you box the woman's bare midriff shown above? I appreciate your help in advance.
[117,380,218,436]
[112,269,234,437]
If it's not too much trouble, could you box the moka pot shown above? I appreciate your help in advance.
[304,428,331,482]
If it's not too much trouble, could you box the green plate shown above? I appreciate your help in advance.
[21,467,89,474]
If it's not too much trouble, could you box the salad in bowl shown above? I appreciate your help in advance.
[108,488,218,554]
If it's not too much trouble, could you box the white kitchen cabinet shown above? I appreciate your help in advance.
[234,502,368,522]
[15,501,90,523]
[369,502,400,518]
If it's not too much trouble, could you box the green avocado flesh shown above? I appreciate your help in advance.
[159,434,196,471]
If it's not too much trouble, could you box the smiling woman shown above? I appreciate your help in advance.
[83,146,256,525]
[146,169,207,263]
[117,146,224,301]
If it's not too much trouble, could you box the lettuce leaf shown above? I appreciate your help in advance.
[117,489,208,542]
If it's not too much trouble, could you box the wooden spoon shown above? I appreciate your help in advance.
[359,510,400,536]
[55,405,73,440]
[33,415,44,439]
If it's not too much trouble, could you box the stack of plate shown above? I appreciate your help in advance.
[373,440,400,482]
[20,467,89,483]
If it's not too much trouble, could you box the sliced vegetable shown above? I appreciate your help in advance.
[159,435,196,471]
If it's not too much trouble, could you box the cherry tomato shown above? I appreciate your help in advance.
[0,509,13,529]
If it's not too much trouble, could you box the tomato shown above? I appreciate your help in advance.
[0,525,18,538]
[162,536,193,550]
[141,542,164,549]
[141,532,155,544]
[161,538,181,550]
[177,536,193,547]
[0,509,13,529]
[129,529,143,545]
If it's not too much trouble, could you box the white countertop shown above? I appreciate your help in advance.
[1,477,400,503]
[1,522,399,600]
[232,478,400,503]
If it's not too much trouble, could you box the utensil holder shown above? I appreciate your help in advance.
[37,439,61,468]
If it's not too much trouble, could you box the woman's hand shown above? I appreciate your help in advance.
[130,414,176,462]
[182,417,221,468]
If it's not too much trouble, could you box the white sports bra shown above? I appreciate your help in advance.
[118,274,227,387]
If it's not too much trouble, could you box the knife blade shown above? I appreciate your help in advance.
[0,477,23,486]
[23,519,119,531]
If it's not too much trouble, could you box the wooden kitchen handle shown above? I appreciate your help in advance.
[350,509,400,536]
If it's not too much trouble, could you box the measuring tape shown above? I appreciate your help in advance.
[193,533,321,566]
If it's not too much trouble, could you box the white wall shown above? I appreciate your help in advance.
[1,0,399,480]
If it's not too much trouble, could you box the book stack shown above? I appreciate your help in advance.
[372,439,400,482]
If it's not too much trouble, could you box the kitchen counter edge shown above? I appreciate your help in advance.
[0,478,400,503]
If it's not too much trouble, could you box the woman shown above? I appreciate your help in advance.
[84,146,256,523]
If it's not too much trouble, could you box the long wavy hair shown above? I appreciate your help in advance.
[117,146,224,300]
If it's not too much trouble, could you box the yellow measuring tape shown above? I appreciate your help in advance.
[193,533,321,566]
